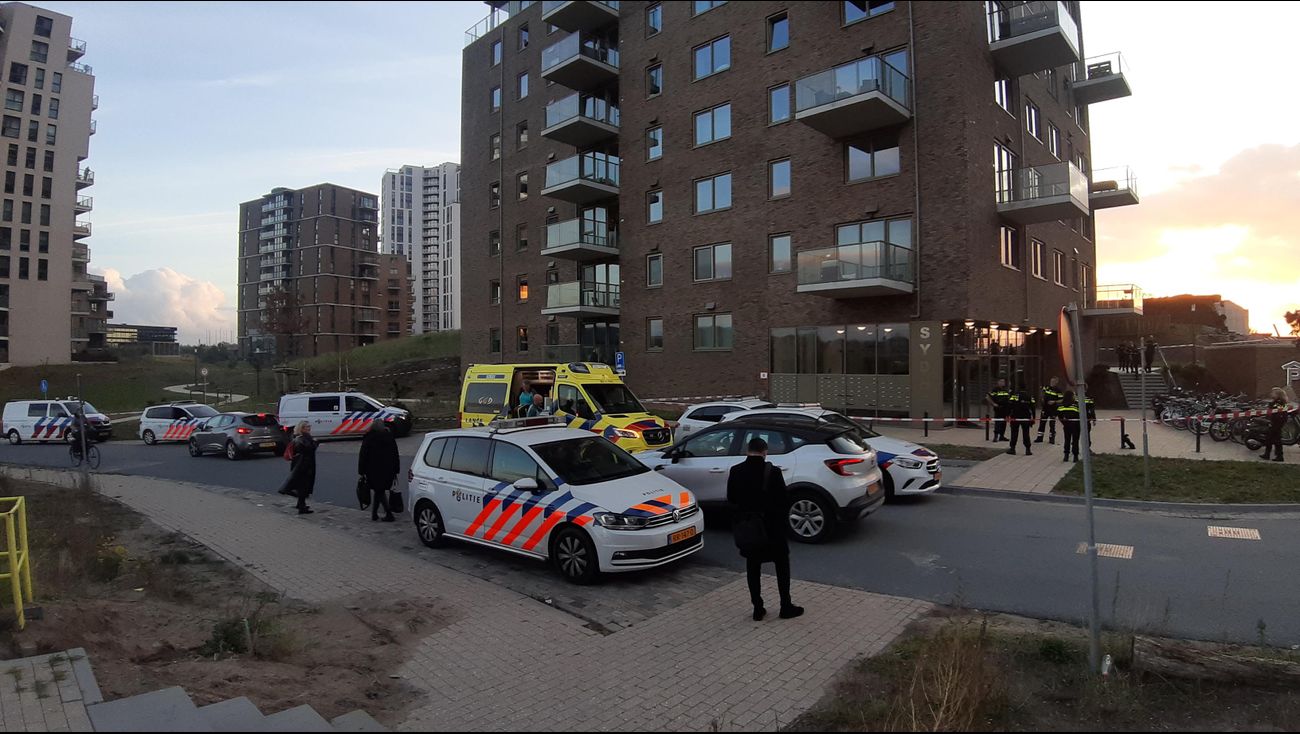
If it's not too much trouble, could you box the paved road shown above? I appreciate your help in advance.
[4,438,1298,647]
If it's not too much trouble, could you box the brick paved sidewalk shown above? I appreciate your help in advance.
[10,468,930,731]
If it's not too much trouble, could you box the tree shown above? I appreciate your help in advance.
[1286,310,1300,345]
[260,286,309,361]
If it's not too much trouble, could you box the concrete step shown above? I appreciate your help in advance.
[196,697,267,731]
[262,704,334,732]
[330,709,389,731]
[87,686,214,732]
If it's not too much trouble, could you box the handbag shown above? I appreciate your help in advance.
[732,465,772,555]
[388,486,405,514]
[356,476,371,510]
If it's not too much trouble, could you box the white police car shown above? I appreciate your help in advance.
[408,417,704,584]
[721,406,941,499]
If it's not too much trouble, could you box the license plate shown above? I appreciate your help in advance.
[260,442,276,448]
[935,471,942,483]
[669,527,697,544]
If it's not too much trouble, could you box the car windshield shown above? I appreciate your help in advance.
[64,401,99,415]
[189,405,220,418]
[583,384,646,415]
[533,436,650,486]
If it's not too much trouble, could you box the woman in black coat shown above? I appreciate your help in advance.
[727,437,803,621]
[279,421,318,515]
[358,421,401,521]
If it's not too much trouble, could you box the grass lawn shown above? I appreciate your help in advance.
[1054,454,1300,504]
[918,443,1007,462]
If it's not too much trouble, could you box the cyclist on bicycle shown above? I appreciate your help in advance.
[68,409,88,458]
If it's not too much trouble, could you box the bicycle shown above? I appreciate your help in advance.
[69,442,100,470]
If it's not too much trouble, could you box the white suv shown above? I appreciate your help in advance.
[673,398,774,442]
[408,417,704,584]
[638,415,884,543]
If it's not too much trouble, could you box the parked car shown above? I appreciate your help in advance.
[638,415,884,543]
[139,401,221,445]
[3,398,112,444]
[187,412,288,460]
[720,407,942,499]
[408,416,703,584]
[672,398,774,442]
[277,391,412,439]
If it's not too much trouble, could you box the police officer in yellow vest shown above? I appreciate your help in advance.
[1057,392,1081,462]
[1006,388,1036,455]
[985,379,1013,441]
[1035,377,1064,445]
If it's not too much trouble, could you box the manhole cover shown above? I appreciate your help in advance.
[1207,526,1261,540]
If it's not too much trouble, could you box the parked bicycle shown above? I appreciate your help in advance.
[1150,387,1299,451]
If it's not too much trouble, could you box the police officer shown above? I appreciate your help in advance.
[1035,377,1063,445]
[985,379,1012,442]
[1259,387,1291,462]
[1006,388,1036,455]
[1058,391,1081,462]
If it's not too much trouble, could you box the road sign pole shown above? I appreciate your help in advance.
[76,374,88,484]
[1140,342,1151,493]
[1068,304,1103,675]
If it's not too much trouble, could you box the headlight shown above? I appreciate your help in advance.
[892,457,924,469]
[593,512,650,530]
[613,428,640,439]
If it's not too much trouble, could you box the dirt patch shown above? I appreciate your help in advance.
[0,477,451,725]
[789,610,1300,732]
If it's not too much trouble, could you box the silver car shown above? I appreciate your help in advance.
[187,412,288,461]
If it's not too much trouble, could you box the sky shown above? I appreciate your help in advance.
[38,1,1300,342]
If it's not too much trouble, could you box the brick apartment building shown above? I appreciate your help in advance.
[236,183,410,359]
[460,0,1139,417]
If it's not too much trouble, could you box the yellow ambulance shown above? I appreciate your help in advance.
[459,362,673,453]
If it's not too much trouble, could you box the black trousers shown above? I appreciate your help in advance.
[1062,422,1081,459]
[747,555,792,609]
[1009,419,1032,450]
[993,411,1009,439]
[371,484,393,519]
[1262,422,1285,460]
[295,487,310,510]
[1037,410,1057,439]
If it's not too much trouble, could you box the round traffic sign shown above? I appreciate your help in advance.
[200,367,209,377]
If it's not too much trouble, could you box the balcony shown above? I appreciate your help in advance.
[542,281,620,317]
[89,119,97,135]
[258,269,288,282]
[259,226,288,240]
[995,161,1089,224]
[794,56,911,139]
[541,1,619,33]
[357,310,381,323]
[1072,52,1132,104]
[261,198,290,214]
[796,242,915,298]
[75,196,92,213]
[1089,166,1139,209]
[72,244,89,262]
[76,167,94,188]
[258,241,288,255]
[91,94,99,111]
[256,283,280,296]
[260,256,289,268]
[67,37,87,60]
[541,33,619,92]
[465,6,508,46]
[68,61,93,76]
[987,1,1081,76]
[1083,284,1144,317]
[73,220,91,238]
[541,152,619,204]
[261,213,289,226]
[543,216,619,260]
[542,93,619,147]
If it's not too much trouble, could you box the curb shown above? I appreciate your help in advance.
[938,485,1300,515]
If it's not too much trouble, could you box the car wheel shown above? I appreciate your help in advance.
[143,430,157,446]
[7,430,21,446]
[788,490,836,544]
[883,472,896,502]
[188,438,202,457]
[551,526,599,585]
[414,501,445,548]
[225,441,240,461]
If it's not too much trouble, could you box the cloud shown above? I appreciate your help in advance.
[1096,144,1300,334]
[95,267,236,345]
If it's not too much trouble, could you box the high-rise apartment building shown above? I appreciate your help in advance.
[380,162,461,334]
[460,0,1140,417]
[0,2,108,365]
[236,183,410,359]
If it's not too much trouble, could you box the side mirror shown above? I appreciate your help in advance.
[513,477,543,494]
[669,448,683,464]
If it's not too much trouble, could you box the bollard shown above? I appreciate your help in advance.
[924,411,929,438]
[1196,426,1201,453]
[984,412,991,442]
[1119,417,1125,448]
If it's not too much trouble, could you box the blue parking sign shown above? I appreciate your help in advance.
[39,379,47,397]
[614,352,626,375]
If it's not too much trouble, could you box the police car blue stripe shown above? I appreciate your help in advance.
[565,502,598,522]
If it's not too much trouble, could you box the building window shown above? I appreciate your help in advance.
[18,229,28,251]
[39,176,49,199]
[4,90,22,112]
[51,73,60,94]
[693,242,732,281]
[22,148,33,171]
[44,124,54,145]
[516,223,528,251]
[489,181,500,209]
[1045,67,1059,99]
[516,275,529,302]
[692,0,727,15]
[994,141,1016,203]
[647,253,663,287]
[518,71,529,99]
[36,258,46,281]
[0,226,7,246]
[491,39,502,66]
[489,328,501,353]
[18,256,27,279]
[694,314,733,351]
[767,12,789,52]
[3,172,11,194]
[20,202,29,224]
[42,150,51,172]
[693,36,731,80]
[999,226,1020,269]
[647,318,664,350]
[1,201,8,222]
[769,234,792,274]
[29,42,48,64]
[1031,239,1045,279]
[47,98,58,120]
[1081,264,1092,299]
[769,159,792,199]
[34,16,53,38]
[1047,124,1060,158]
[489,230,501,256]
[994,77,1012,114]
[768,84,792,124]
[1025,100,1040,140]
[845,0,894,24]
[694,172,732,214]
[518,24,529,50]
[38,203,48,226]
[693,103,731,146]
[8,64,26,85]
[516,120,528,148]
[646,64,663,96]
[647,190,664,223]
[647,3,662,35]
[546,268,559,285]
[847,135,901,181]
[646,126,663,160]
[1052,250,1065,285]
[516,326,529,352]
[490,133,501,160]
[517,171,528,200]
[545,323,560,346]
[1075,104,1087,130]
[33,68,43,90]
[22,174,31,197]
[29,93,40,115]
[37,231,47,253]
[489,280,501,304]
[490,86,501,111]
[26,120,36,142]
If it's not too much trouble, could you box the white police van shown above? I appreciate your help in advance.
[277,391,413,440]
[3,399,113,444]
[138,401,221,445]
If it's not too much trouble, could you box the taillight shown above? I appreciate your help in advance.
[824,458,866,476]
[407,468,414,482]
[236,427,252,435]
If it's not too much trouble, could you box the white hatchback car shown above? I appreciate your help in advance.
[720,407,942,499]
[408,417,704,584]
[673,398,775,442]
[638,415,884,543]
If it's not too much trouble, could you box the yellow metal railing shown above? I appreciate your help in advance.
[0,497,33,629]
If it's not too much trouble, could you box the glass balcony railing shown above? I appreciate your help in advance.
[259,226,289,240]
[465,7,509,46]
[546,281,620,310]
[543,0,619,13]
[545,152,620,189]
[795,56,910,113]
[68,61,93,75]
[545,92,620,129]
[73,220,91,236]
[987,1,1080,52]
[1091,284,1143,312]
[261,213,289,226]
[75,196,93,210]
[69,37,88,55]
[1082,51,1127,82]
[1089,166,1137,196]
[261,199,290,213]
[797,242,916,288]
[542,33,619,72]
[77,167,94,185]
[545,217,618,250]
[996,161,1088,205]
